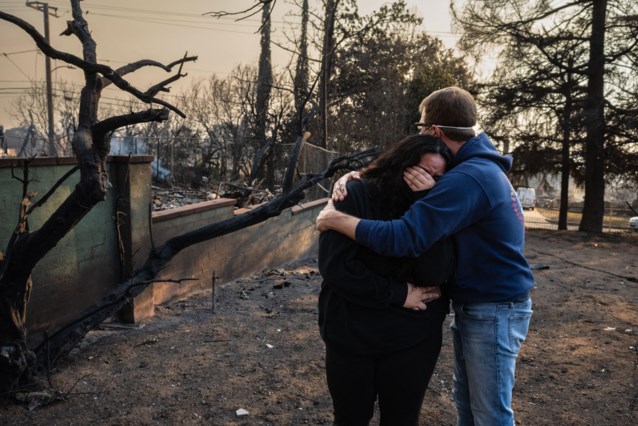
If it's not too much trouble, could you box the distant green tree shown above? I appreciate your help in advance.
[330,5,474,152]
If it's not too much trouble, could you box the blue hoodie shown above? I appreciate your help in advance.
[356,132,534,304]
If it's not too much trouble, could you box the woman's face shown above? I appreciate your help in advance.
[417,153,446,181]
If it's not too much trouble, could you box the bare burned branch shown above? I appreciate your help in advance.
[115,60,172,76]
[144,74,183,97]
[271,39,321,62]
[92,109,170,139]
[205,0,272,20]
[166,53,198,70]
[103,55,198,90]
[205,0,276,33]
[0,11,188,118]
[142,53,197,97]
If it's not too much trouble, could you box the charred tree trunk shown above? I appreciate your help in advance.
[0,1,194,395]
[558,119,571,231]
[252,2,274,188]
[318,0,339,149]
[312,0,340,200]
[294,0,310,133]
[558,65,574,231]
[579,0,607,232]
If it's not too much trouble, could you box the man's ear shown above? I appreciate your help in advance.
[431,125,444,139]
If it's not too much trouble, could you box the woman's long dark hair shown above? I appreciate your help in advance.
[360,134,451,218]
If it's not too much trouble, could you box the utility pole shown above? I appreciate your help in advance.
[26,1,58,157]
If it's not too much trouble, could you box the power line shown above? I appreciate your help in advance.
[48,1,290,25]
[0,80,283,110]
[0,49,39,56]
[87,12,266,35]
[1,53,34,81]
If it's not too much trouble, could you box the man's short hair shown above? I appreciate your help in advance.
[419,86,477,142]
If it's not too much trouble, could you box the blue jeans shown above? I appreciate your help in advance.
[451,298,532,426]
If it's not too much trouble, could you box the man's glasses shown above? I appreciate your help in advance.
[414,123,433,134]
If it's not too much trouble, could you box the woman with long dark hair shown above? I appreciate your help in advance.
[318,134,455,425]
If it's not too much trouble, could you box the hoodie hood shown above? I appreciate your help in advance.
[451,132,512,173]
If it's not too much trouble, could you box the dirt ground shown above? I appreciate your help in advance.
[1,228,637,425]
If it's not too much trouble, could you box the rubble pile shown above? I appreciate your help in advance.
[151,186,218,211]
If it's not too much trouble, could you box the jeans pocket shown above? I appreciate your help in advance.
[460,304,495,321]
[509,313,531,353]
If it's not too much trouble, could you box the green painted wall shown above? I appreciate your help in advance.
[1,159,114,333]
